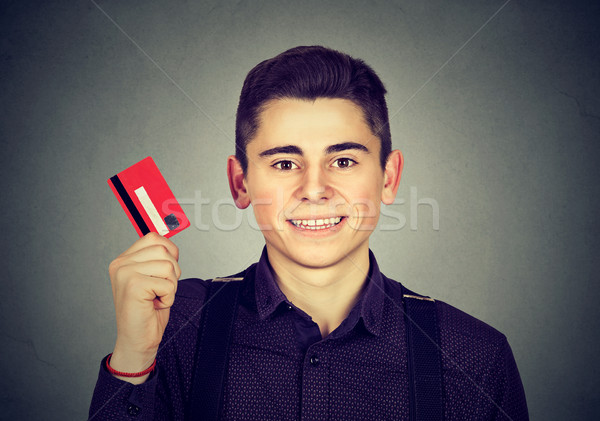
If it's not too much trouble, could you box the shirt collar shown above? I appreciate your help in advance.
[255,247,289,318]
[254,247,385,336]
[358,249,385,336]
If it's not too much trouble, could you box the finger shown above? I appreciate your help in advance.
[124,273,177,304]
[114,261,179,297]
[154,293,175,309]
[131,261,179,285]
[119,244,182,279]
[120,232,179,261]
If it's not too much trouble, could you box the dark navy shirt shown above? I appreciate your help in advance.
[89,249,528,420]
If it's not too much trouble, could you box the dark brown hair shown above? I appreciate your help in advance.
[235,46,392,172]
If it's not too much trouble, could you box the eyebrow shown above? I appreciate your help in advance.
[258,142,369,158]
[259,145,303,157]
[324,142,369,155]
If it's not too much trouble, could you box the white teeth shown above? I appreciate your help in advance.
[290,217,343,229]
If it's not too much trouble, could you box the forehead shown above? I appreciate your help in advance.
[248,98,378,153]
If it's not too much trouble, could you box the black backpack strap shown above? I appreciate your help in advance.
[187,275,244,420]
[403,289,444,421]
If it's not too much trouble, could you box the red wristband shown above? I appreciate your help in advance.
[106,353,157,378]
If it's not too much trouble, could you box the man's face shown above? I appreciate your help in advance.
[240,98,399,271]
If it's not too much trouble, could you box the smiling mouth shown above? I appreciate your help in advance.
[289,216,344,230]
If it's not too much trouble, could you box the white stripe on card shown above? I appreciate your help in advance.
[134,186,169,236]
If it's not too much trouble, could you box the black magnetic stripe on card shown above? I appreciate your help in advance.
[110,174,150,235]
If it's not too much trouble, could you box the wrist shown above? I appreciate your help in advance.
[110,345,157,374]
[106,350,157,385]
[106,353,156,377]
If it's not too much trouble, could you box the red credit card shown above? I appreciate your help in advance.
[108,157,190,238]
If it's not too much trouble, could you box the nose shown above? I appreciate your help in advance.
[296,165,333,203]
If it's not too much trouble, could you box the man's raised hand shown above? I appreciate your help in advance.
[107,232,181,384]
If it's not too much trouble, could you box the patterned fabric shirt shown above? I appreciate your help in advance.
[89,249,528,420]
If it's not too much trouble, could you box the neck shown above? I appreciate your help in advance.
[267,245,371,338]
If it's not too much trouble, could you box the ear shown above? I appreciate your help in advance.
[381,150,403,205]
[227,155,251,209]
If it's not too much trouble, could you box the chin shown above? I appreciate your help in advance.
[289,246,350,269]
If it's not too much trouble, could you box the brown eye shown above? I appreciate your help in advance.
[333,158,356,169]
[273,160,298,170]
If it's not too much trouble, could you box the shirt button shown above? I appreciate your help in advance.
[286,304,293,311]
[127,404,140,416]
[309,355,320,366]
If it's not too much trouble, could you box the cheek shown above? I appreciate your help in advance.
[249,186,291,227]
[339,177,383,208]
[251,196,279,219]
[249,175,298,208]
[341,177,383,228]
[347,202,381,231]
[250,199,282,232]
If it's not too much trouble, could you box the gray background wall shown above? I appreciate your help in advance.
[1,0,598,419]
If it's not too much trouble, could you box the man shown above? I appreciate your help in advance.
[89,46,528,420]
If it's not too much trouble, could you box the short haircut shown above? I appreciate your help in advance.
[235,46,392,173]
